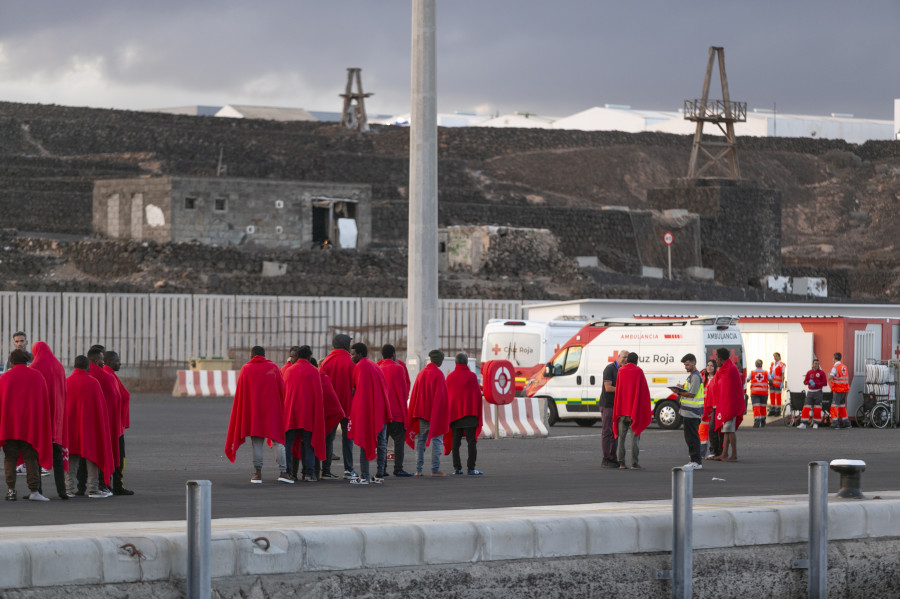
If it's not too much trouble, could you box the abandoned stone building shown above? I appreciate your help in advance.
[92,176,372,250]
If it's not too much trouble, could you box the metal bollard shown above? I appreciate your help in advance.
[187,480,212,599]
[792,462,828,599]
[656,467,693,599]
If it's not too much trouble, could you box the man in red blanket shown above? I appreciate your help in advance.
[444,353,484,476]
[86,346,121,496]
[283,346,325,482]
[347,343,391,485]
[225,346,292,484]
[30,341,68,499]
[406,349,450,477]
[65,355,114,499]
[613,352,652,470]
[709,347,745,462]
[0,349,52,501]
[104,350,134,496]
[281,346,301,376]
[378,344,412,477]
[319,334,356,479]
[310,357,345,480]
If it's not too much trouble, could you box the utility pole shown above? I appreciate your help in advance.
[406,0,439,376]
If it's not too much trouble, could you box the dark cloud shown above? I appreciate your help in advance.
[0,1,897,118]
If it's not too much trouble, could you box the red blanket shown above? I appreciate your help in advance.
[319,349,355,415]
[224,356,286,462]
[30,342,67,446]
[378,358,411,428]
[65,370,114,484]
[714,358,745,431]
[320,372,345,434]
[612,363,652,437]
[0,365,53,469]
[405,363,450,448]
[283,359,326,461]
[89,363,122,466]
[702,372,718,422]
[347,358,391,461]
[442,364,483,453]
[104,365,131,432]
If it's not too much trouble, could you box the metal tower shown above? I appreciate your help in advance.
[684,47,747,179]
[340,68,373,132]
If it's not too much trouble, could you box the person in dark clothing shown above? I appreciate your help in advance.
[600,350,627,468]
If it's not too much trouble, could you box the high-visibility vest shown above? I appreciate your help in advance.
[831,362,850,392]
[748,368,768,395]
[680,372,705,416]
[769,361,784,389]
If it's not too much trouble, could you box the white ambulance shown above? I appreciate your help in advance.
[524,316,745,429]
[480,319,587,394]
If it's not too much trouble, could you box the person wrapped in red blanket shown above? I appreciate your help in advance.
[443,353,484,476]
[283,345,325,482]
[612,352,652,470]
[65,355,114,499]
[708,347,745,462]
[406,350,450,477]
[378,344,412,477]
[30,341,68,499]
[347,343,391,484]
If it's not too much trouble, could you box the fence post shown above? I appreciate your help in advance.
[672,466,693,599]
[808,461,828,598]
[186,480,212,599]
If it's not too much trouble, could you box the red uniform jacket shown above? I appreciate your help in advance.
[319,349,355,415]
[89,363,122,466]
[0,364,53,469]
[283,359,326,461]
[406,363,450,448]
[30,342,67,447]
[347,358,391,461]
[224,356,286,462]
[65,369,114,484]
[443,364,483,453]
[378,358,411,428]
[612,363,652,438]
[714,358,745,432]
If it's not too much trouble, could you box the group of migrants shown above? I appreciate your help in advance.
[224,334,484,484]
[0,331,133,501]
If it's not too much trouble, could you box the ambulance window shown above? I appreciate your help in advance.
[550,346,582,376]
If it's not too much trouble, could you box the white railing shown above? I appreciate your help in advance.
[0,292,523,369]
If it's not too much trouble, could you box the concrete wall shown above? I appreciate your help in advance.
[92,177,173,244]
[4,493,900,598]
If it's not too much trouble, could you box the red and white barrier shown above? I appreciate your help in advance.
[479,397,548,439]
[172,370,238,397]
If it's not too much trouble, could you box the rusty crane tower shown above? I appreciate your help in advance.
[684,47,747,179]
[340,67,373,132]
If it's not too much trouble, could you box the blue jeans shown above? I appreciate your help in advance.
[415,419,443,474]
[319,425,338,475]
[359,426,387,480]
[285,429,315,477]
[340,418,354,473]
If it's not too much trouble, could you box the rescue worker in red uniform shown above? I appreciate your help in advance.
[768,352,786,416]
[828,352,851,429]
[747,359,769,428]
[798,358,827,429]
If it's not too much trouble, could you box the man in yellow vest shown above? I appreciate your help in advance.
[828,352,851,429]
[673,353,705,469]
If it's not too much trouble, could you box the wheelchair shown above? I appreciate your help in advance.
[856,393,891,429]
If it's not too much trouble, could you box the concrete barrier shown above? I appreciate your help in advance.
[480,397,548,438]
[172,370,237,397]
[4,492,900,597]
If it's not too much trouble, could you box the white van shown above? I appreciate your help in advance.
[524,316,745,429]
[480,319,587,394]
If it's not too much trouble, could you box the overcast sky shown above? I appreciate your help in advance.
[0,1,897,120]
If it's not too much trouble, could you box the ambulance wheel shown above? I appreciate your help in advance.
[576,419,598,427]
[655,400,682,430]
[546,400,559,426]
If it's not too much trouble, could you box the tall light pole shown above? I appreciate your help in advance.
[406,0,439,376]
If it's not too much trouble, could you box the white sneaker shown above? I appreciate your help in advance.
[15,464,25,475]
[371,477,384,484]
[88,491,109,499]
[40,468,51,477]
[812,423,819,429]
[349,477,369,485]
[27,491,49,502]
[683,462,702,470]
[797,423,807,429]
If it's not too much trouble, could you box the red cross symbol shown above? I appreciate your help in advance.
[492,344,502,356]
[895,346,900,359]
[607,350,618,363]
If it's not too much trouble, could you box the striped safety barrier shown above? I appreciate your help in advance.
[172,370,238,397]
[479,397,548,439]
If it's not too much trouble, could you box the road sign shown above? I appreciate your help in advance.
[663,231,674,246]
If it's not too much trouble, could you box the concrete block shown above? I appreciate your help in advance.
[829,502,868,540]
[94,536,170,584]
[534,517,588,557]
[685,266,715,280]
[575,256,598,268]
[362,525,423,568]
[235,530,304,576]
[28,538,102,587]
[474,520,536,561]
[165,533,237,579]
[418,522,480,565]
[859,501,900,538]
[635,512,672,552]
[0,542,30,589]
[300,527,364,571]
[777,505,811,544]
[693,511,735,549]
[731,508,780,546]
[586,515,639,555]
[642,266,664,279]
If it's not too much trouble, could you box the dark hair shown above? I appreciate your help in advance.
[289,345,301,355]
[104,350,119,361]
[73,355,90,370]
[87,346,104,360]
[456,353,468,365]
[332,334,352,351]
[309,357,318,368]
[8,349,29,365]
[681,353,696,364]
[297,345,312,360]
[251,346,265,357]
[428,349,444,365]
[834,352,842,361]
[716,347,730,361]
[626,352,639,365]
[12,331,26,339]
[89,344,105,353]
[351,342,368,357]
[381,344,396,359]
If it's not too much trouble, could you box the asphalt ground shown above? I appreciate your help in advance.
[0,393,897,528]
